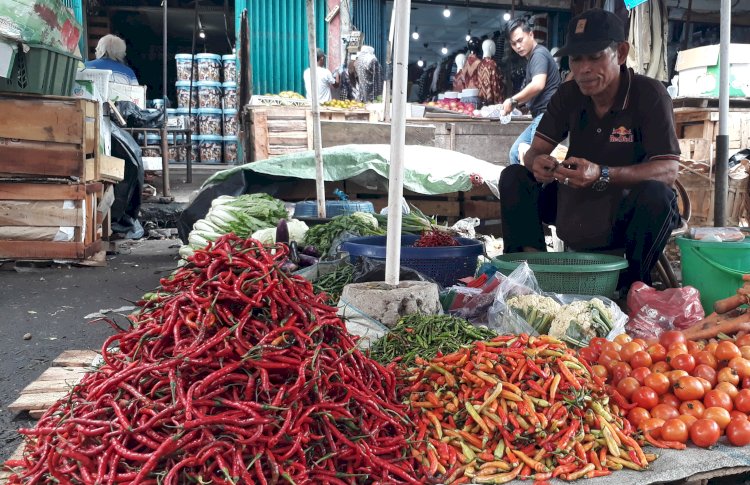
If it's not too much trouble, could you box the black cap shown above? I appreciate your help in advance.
[316,48,326,60]
[555,9,625,57]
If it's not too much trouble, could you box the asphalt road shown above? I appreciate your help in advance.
[0,239,179,460]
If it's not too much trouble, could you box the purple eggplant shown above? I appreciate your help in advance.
[276,219,289,245]
[298,253,319,267]
[301,245,321,257]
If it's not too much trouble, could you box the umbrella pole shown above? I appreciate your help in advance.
[384,0,411,286]
[715,0,730,227]
[306,0,326,219]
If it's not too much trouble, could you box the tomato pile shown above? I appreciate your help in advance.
[579,331,750,449]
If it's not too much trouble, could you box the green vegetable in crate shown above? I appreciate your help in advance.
[303,212,383,256]
[506,294,561,335]
[549,298,614,348]
[369,314,496,366]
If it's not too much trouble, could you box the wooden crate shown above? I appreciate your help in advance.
[679,172,749,226]
[0,182,104,260]
[7,350,98,418]
[674,108,750,159]
[248,106,310,161]
[319,108,373,122]
[0,94,100,181]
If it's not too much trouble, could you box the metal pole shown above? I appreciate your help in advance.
[161,0,171,198]
[306,0,326,218]
[715,0,730,227]
[239,10,253,163]
[384,0,411,286]
[382,6,396,123]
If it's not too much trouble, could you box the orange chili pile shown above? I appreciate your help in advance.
[6,235,421,484]
[403,334,655,483]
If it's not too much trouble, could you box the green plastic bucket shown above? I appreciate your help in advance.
[676,235,750,313]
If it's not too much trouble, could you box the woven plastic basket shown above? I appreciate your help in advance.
[492,252,628,297]
[293,200,374,218]
[340,235,484,287]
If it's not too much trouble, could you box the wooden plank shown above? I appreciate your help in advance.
[0,239,102,260]
[463,200,501,219]
[21,379,84,394]
[410,200,461,218]
[52,350,99,367]
[674,110,719,123]
[100,155,125,182]
[253,111,269,162]
[268,146,307,156]
[265,108,308,120]
[0,202,81,227]
[0,183,85,201]
[0,95,92,144]
[34,367,89,382]
[269,133,309,146]
[266,119,307,132]
[305,108,314,150]
[8,392,70,413]
[0,141,90,179]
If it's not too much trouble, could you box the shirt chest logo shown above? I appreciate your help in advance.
[610,126,633,143]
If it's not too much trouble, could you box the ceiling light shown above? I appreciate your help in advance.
[443,6,451,18]
[465,30,471,42]
[503,12,511,21]
[441,44,448,55]
[199,28,206,39]
[412,27,419,40]
[417,58,424,67]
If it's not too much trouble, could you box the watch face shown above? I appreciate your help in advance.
[592,179,609,192]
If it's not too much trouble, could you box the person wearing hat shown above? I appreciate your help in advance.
[501,17,562,165]
[499,9,681,292]
[303,48,339,103]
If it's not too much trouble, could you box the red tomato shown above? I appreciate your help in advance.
[718,367,741,386]
[651,361,671,374]
[598,350,622,371]
[743,376,750,390]
[651,403,680,421]
[695,350,719,370]
[592,364,609,381]
[620,341,643,363]
[661,418,689,443]
[614,333,633,345]
[578,347,599,363]
[730,410,749,422]
[660,393,682,408]
[631,366,652,386]
[726,417,750,446]
[670,353,697,373]
[678,414,698,430]
[740,346,750,360]
[616,377,641,400]
[696,377,713,393]
[673,376,706,401]
[690,419,721,447]
[647,344,667,363]
[734,389,750,413]
[687,340,704,354]
[736,334,750,347]
[716,341,742,362]
[716,382,740,400]
[589,337,607,353]
[660,330,687,349]
[692,364,718,387]
[632,386,660,410]
[705,389,734,412]
[611,362,633,384]
[602,341,622,354]
[633,338,648,350]
[703,406,732,430]
[639,417,665,439]
[729,357,750,379]
[627,407,651,427]
[679,399,706,418]
[667,370,689,386]
[630,351,653,370]
[644,373,671,396]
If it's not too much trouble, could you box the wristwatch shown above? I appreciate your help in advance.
[592,165,610,192]
[510,97,519,108]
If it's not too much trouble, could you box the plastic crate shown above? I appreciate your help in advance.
[340,235,484,287]
[293,200,375,218]
[492,252,628,298]
[1,44,80,96]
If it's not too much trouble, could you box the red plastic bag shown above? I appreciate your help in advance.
[626,282,705,340]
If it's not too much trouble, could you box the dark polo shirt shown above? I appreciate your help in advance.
[533,66,681,250]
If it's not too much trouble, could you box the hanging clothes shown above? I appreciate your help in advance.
[355,46,383,103]
[418,64,437,102]
[461,53,482,90]
[453,69,466,92]
[477,57,504,105]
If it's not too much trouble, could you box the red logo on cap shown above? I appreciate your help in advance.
[575,19,587,34]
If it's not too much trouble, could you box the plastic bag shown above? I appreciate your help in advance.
[114,101,165,128]
[441,272,505,324]
[350,256,437,286]
[689,227,745,242]
[488,262,628,343]
[626,282,705,339]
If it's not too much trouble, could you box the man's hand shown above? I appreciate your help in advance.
[530,154,559,184]
[553,157,601,188]
[501,98,513,116]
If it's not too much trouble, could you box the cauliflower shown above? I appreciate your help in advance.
[351,211,378,229]
[549,298,614,347]
[506,294,562,334]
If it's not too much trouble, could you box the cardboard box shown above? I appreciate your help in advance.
[675,44,750,98]
[109,82,147,109]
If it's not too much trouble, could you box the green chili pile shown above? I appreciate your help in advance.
[369,314,497,367]
[312,262,355,304]
[6,235,422,485]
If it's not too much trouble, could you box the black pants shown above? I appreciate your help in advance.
[499,165,680,288]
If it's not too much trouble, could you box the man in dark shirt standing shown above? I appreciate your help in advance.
[499,9,681,291]
[501,18,561,165]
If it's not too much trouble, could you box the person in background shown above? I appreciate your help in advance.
[501,18,561,165]
[85,34,139,85]
[303,48,339,104]
[499,9,681,292]
[336,60,359,101]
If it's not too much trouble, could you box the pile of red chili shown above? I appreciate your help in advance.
[414,230,459,248]
[5,234,422,484]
